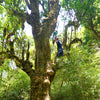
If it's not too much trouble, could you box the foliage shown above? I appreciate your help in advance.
[0,59,30,100]
[62,0,100,39]
[50,45,100,100]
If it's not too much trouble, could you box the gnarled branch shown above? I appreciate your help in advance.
[0,51,35,77]
[69,38,82,50]
[41,0,60,37]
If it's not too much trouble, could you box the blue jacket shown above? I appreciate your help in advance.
[56,40,63,53]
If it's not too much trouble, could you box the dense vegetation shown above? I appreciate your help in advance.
[0,0,100,100]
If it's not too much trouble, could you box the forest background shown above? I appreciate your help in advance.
[0,0,100,100]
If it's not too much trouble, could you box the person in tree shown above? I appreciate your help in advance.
[55,37,63,57]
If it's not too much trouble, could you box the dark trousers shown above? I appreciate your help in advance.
[56,49,63,57]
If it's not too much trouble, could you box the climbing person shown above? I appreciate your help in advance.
[55,37,63,57]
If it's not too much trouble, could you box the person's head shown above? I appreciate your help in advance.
[55,37,59,42]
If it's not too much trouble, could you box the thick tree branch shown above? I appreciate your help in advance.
[41,0,60,37]
[0,51,22,64]
[0,51,35,77]
[69,38,82,50]
[1,26,35,77]
[27,0,40,38]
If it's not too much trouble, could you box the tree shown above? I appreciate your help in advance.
[0,0,60,100]
[62,0,100,40]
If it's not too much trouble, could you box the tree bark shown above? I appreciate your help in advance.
[30,37,54,100]
[30,72,51,100]
[28,0,59,99]
[24,0,59,99]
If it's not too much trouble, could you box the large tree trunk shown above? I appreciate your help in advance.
[30,36,54,100]
[25,0,59,99]
[30,73,51,100]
